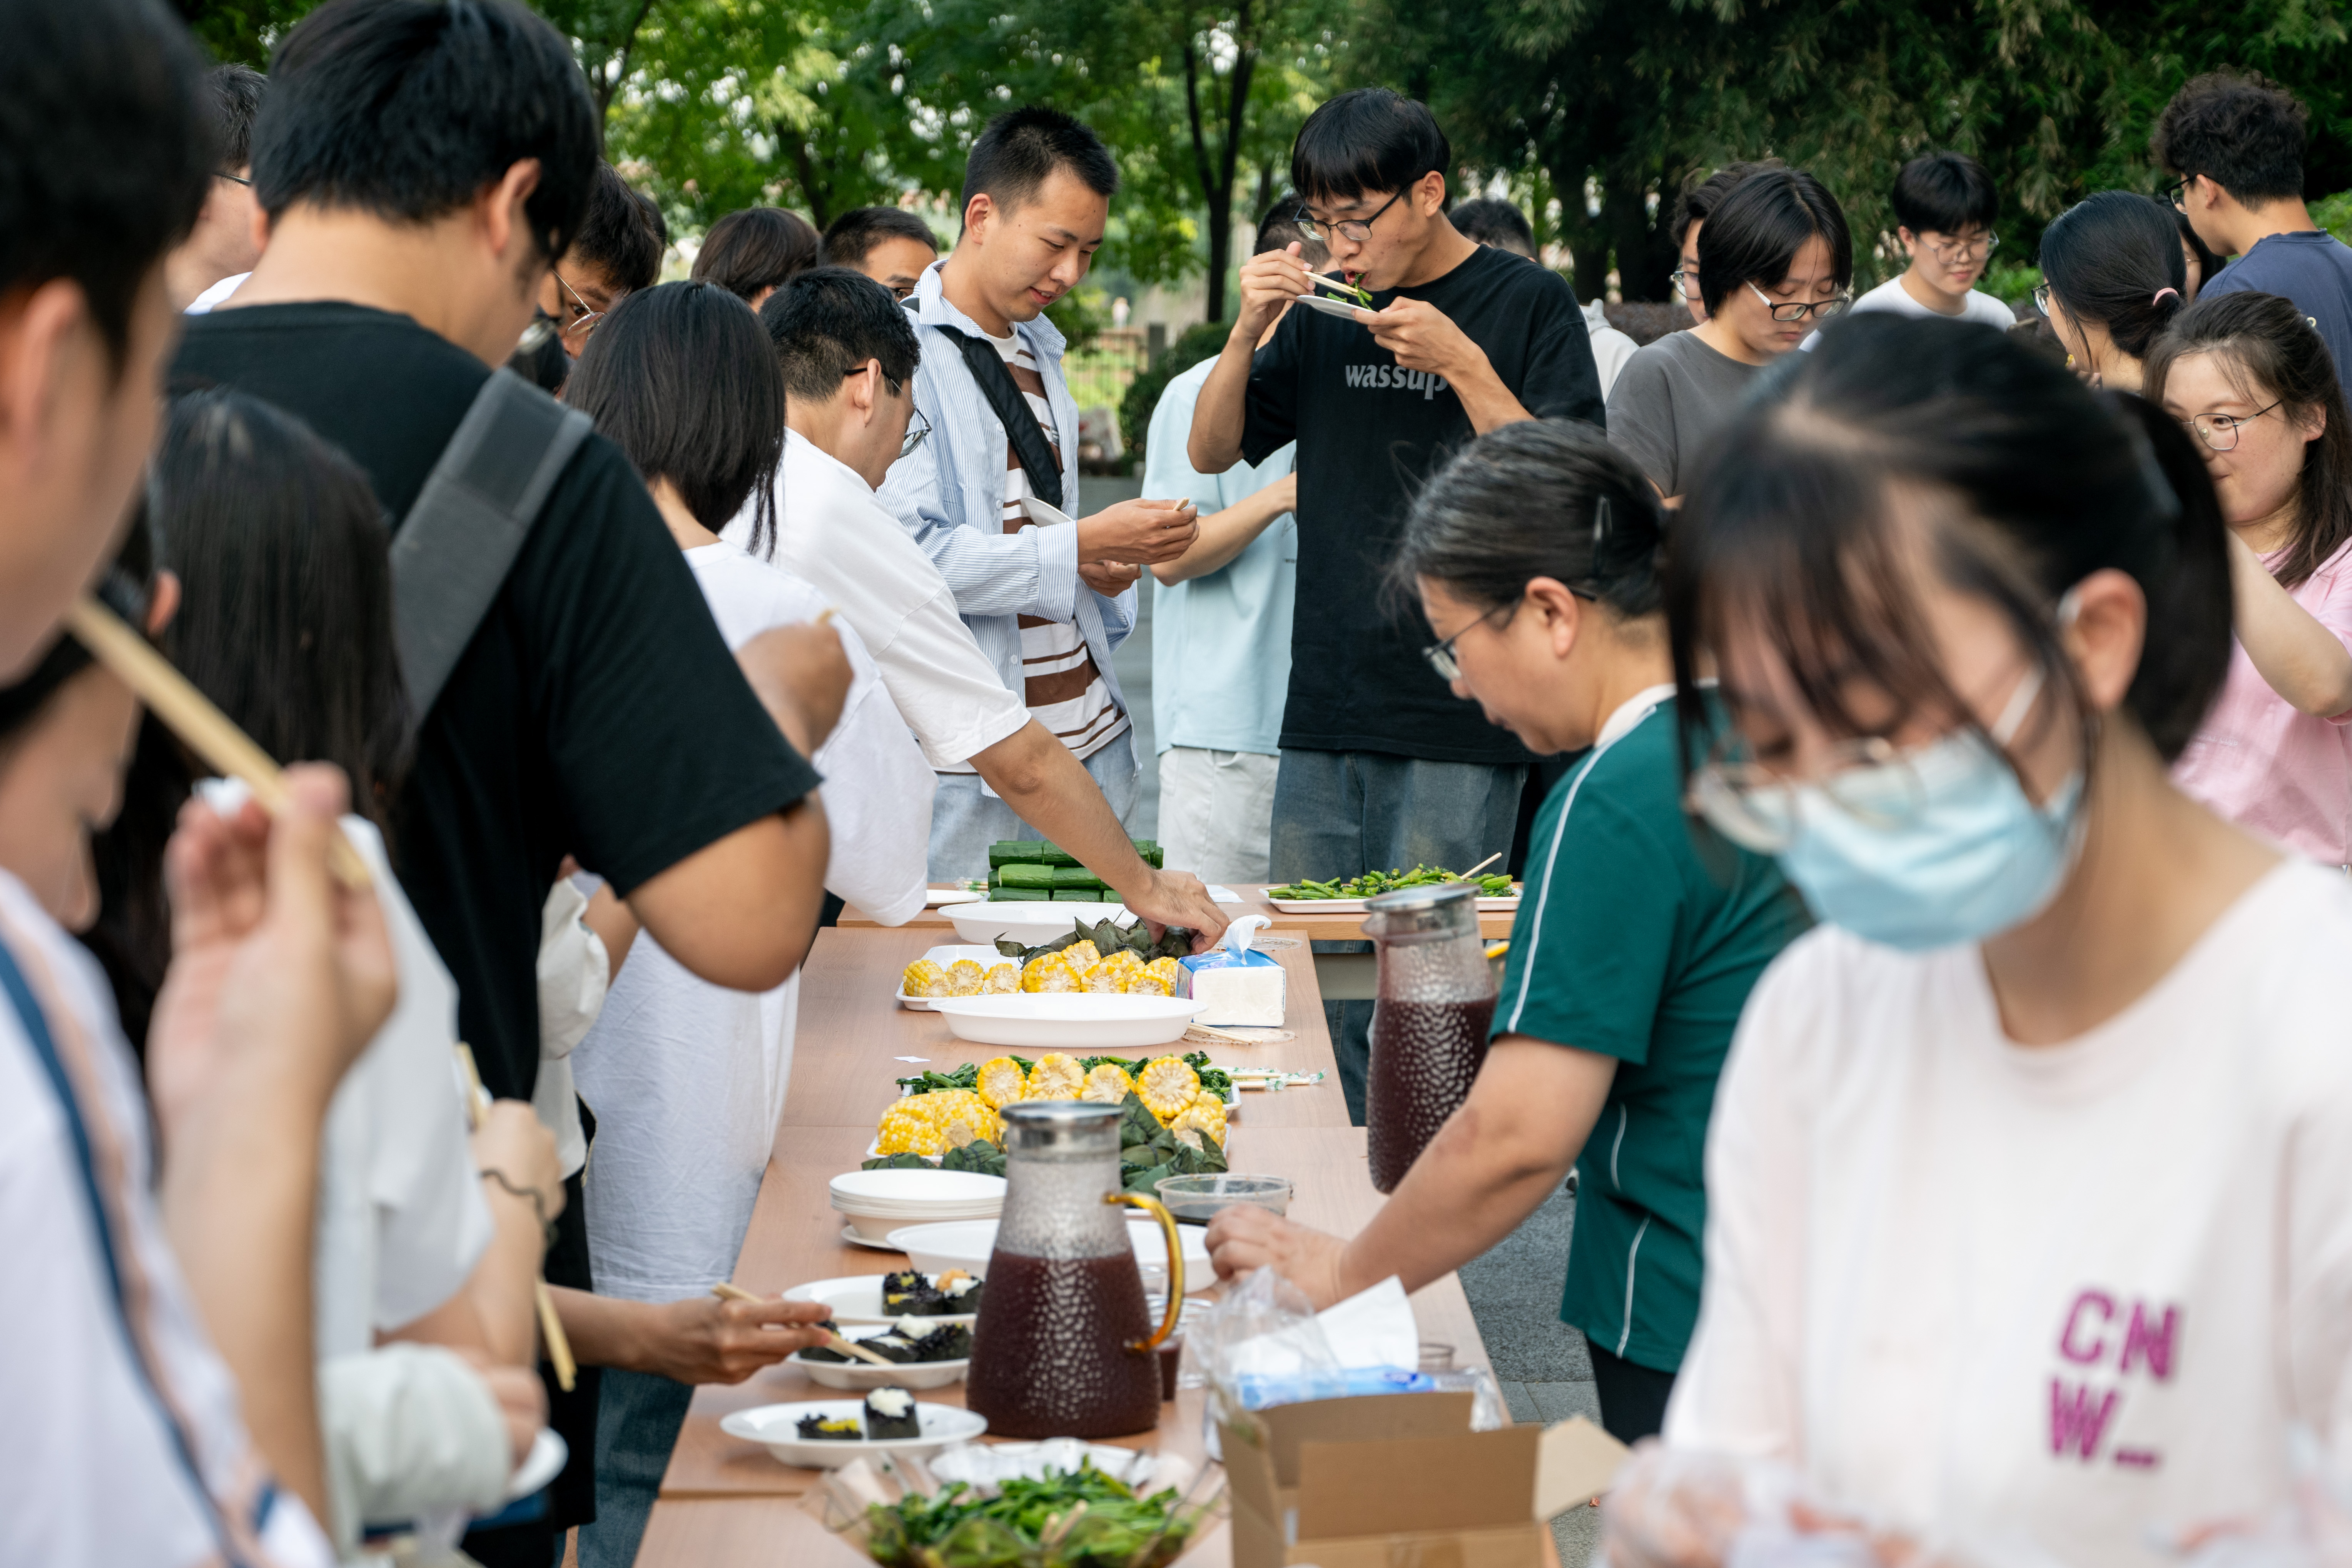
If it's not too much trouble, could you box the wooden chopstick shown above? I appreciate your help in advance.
[454,1044,577,1393]
[1308,273,1371,304]
[1460,851,1504,880]
[64,594,372,891]
[709,1282,899,1366]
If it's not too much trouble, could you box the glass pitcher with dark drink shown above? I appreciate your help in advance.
[1363,881,1497,1192]
[966,1102,1186,1438]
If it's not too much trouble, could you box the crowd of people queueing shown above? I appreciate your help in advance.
[6,0,2352,1565]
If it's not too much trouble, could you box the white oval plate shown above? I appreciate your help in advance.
[887,1218,1214,1292]
[720,1399,986,1469]
[931,993,1205,1049]
[1299,293,1373,321]
[945,901,1134,946]
[925,887,989,907]
[790,1324,970,1390]
[780,1274,979,1327]
[830,1167,1007,1205]
[894,944,1022,1011]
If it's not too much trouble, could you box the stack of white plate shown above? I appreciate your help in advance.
[829,1167,1007,1243]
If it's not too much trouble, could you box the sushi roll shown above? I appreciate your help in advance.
[930,1269,984,1315]
[981,961,1020,994]
[800,1319,851,1361]
[945,958,987,995]
[880,1270,934,1309]
[795,1412,863,1441]
[909,1322,973,1361]
[863,1387,921,1441]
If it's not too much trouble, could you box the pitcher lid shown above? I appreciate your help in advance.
[1363,880,1481,913]
[1000,1100,1122,1152]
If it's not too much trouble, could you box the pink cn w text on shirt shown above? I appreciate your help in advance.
[2172,538,2352,867]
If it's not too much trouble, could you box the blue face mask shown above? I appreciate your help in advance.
[1774,668,2085,951]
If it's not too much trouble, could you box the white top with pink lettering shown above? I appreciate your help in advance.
[1666,859,2352,1567]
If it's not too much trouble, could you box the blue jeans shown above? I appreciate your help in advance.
[573,1366,695,1568]
[1269,749,1524,1123]
[927,730,1141,880]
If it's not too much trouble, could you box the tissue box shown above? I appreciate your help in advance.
[1178,947,1286,1026]
[1222,1394,1627,1568]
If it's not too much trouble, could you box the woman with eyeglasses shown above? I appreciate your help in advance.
[556,279,932,1568]
[1203,419,1807,1445]
[2033,190,2188,394]
[1608,168,1853,502]
[2147,291,2352,867]
[1602,313,2352,1568]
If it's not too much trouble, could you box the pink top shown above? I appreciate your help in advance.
[2173,538,2352,866]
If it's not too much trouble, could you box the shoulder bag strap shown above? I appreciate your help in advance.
[389,368,594,720]
[930,323,1064,511]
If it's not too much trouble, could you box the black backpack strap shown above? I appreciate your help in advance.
[389,369,593,719]
[930,323,1064,511]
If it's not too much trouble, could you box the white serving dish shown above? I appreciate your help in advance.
[1265,887,1522,915]
[931,993,1205,1049]
[946,900,1133,945]
[790,1326,970,1391]
[894,944,1021,1011]
[719,1399,986,1469]
[780,1274,979,1327]
[887,1218,1214,1292]
[829,1167,1007,1240]
[924,887,988,907]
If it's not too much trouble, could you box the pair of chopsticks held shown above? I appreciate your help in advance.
[711,1280,898,1366]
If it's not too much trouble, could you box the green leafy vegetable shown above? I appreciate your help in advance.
[864,1462,1198,1568]
[941,1139,1008,1177]
[1265,863,1515,901]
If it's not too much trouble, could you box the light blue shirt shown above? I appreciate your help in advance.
[879,261,1136,718]
[1144,356,1296,756]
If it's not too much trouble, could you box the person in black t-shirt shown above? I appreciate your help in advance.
[174,1,843,1556]
[1187,88,1603,1119]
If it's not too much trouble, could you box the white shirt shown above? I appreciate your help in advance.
[0,870,334,1568]
[1848,274,2018,330]
[737,431,1030,771]
[183,270,249,315]
[573,541,930,1302]
[1582,299,1641,396]
[1667,862,2352,1567]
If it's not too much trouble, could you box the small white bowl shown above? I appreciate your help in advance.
[828,1167,1007,1240]
[945,900,1133,945]
[720,1399,986,1469]
[887,1218,1214,1292]
[931,993,1205,1049]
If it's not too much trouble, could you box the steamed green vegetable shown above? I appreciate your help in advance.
[1265,864,1514,900]
[863,1461,1199,1568]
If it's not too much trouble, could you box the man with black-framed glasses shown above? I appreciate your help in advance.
[1849,152,2017,330]
[1187,87,1602,1122]
[170,63,267,312]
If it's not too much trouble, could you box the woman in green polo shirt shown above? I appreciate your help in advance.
[1204,418,1806,1441]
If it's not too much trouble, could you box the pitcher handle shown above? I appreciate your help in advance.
[1104,1192,1185,1352]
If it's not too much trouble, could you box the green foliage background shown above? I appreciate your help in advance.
[175,0,2352,312]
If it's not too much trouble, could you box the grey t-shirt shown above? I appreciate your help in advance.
[1604,330,1761,499]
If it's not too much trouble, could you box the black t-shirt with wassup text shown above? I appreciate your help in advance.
[1241,242,1605,764]
[174,303,820,1114]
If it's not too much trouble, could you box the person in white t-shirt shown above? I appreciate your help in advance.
[1604,312,2352,1568]
[1847,152,2017,331]
[560,281,909,1568]
[748,266,1230,947]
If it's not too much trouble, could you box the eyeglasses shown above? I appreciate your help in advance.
[2180,400,2282,451]
[1918,230,1998,263]
[514,311,562,356]
[2160,175,2192,210]
[216,170,252,188]
[1745,282,1850,323]
[1669,267,1701,300]
[844,362,931,457]
[1421,599,1519,682]
[1293,188,1406,246]
[555,272,608,345]
[2031,282,2056,318]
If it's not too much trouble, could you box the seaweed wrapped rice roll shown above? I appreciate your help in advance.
[795,1411,863,1441]
[864,1386,921,1441]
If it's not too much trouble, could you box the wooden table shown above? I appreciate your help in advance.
[636,924,1493,1567]
[846,884,1518,943]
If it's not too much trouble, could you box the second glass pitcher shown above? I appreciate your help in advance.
[1362,880,1497,1193]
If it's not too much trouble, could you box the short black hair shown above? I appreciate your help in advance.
[759,265,920,403]
[566,281,786,550]
[2175,206,2223,291]
[1672,159,1785,253]
[1695,169,1853,315]
[821,206,941,269]
[2153,71,2308,204]
[1889,152,1997,235]
[0,0,212,374]
[960,107,1118,221]
[205,64,268,174]
[254,0,600,264]
[1254,195,1329,266]
[571,164,665,293]
[2036,191,2187,359]
[1291,89,1450,207]
[691,207,821,302]
[1450,197,1536,259]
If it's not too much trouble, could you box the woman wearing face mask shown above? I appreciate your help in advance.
[2034,191,2187,392]
[1204,420,1807,1444]
[2147,291,2352,868]
[1609,169,1853,502]
[1604,314,2352,1568]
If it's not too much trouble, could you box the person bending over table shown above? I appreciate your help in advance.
[1205,420,1806,1443]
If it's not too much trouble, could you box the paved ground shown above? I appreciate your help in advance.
[1098,509,1601,1563]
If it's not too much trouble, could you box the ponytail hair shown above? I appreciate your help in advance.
[1391,419,1665,620]
[2038,191,2188,360]
[2144,289,2352,589]
[1669,313,2232,771]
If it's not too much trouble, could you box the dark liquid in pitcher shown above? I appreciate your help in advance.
[1366,996,1497,1192]
[966,1249,1162,1438]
